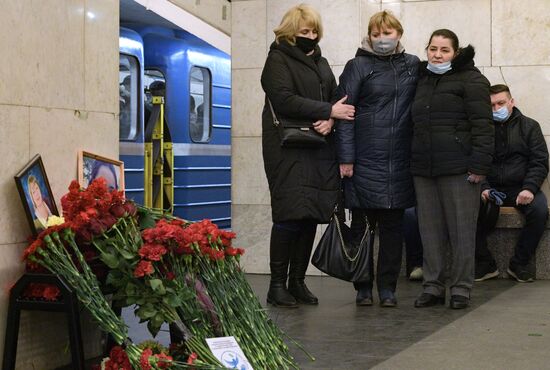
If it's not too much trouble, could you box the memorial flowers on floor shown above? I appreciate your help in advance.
[22,178,305,369]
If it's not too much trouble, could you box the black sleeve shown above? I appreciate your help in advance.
[464,71,494,175]
[522,118,549,194]
[260,51,332,120]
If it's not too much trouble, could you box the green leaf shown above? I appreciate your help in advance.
[139,211,157,230]
[147,318,162,337]
[100,252,119,269]
[118,248,136,260]
[136,303,156,320]
[125,283,137,296]
[162,294,181,308]
[149,279,163,291]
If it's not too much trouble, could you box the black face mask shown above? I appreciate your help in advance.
[295,36,318,54]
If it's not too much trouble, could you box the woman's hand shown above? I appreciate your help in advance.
[331,96,355,120]
[313,118,334,136]
[467,172,486,184]
[340,163,354,178]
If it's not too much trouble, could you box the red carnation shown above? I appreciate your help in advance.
[99,214,117,230]
[140,348,153,370]
[134,260,154,278]
[155,353,173,369]
[187,352,198,365]
[123,202,137,217]
[110,203,126,218]
[89,218,105,235]
[138,243,168,261]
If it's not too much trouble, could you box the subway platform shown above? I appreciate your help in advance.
[124,275,550,370]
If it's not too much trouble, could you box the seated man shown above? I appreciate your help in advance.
[475,84,549,283]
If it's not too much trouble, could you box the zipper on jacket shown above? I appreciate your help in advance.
[388,56,398,208]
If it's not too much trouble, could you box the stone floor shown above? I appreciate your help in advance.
[120,274,550,369]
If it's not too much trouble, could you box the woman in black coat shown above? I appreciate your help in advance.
[335,11,419,307]
[260,4,355,307]
[411,29,494,310]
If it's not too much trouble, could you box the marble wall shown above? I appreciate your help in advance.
[231,0,550,274]
[0,0,119,368]
[168,0,231,34]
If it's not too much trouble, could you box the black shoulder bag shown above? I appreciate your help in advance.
[311,203,374,283]
[267,99,326,148]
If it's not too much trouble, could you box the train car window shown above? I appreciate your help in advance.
[119,54,139,141]
[189,66,212,143]
[143,70,166,127]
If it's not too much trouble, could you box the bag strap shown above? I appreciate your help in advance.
[333,214,372,262]
[266,98,280,127]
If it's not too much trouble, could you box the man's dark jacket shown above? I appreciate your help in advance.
[334,47,419,209]
[482,107,549,193]
[260,40,339,223]
[411,45,494,177]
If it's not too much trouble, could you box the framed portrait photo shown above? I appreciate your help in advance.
[78,151,125,193]
[14,154,59,236]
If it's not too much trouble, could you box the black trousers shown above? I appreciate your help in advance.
[476,189,548,268]
[352,208,404,293]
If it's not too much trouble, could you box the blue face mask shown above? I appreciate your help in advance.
[427,61,452,74]
[493,106,510,122]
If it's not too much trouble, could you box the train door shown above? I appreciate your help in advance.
[119,28,145,204]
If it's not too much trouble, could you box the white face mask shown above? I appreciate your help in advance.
[426,61,452,74]
[371,37,398,55]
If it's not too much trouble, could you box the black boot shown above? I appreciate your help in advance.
[288,223,319,305]
[267,224,298,308]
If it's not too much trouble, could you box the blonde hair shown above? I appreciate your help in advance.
[273,4,323,45]
[368,10,403,36]
[27,175,40,206]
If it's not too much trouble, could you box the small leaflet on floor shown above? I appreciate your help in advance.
[205,336,253,370]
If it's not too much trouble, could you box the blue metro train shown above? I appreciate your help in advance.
[118,26,231,228]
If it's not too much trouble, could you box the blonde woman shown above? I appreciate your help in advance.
[335,10,419,307]
[261,4,355,307]
[28,175,53,231]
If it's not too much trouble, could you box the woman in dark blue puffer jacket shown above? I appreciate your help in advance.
[335,11,418,307]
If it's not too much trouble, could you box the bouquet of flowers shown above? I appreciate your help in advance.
[22,179,307,369]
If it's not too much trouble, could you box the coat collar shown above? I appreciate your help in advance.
[495,106,522,125]
[419,44,478,76]
[269,40,323,78]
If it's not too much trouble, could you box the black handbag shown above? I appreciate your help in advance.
[312,209,374,283]
[267,99,326,148]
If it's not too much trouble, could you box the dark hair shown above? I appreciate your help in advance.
[149,81,166,96]
[90,161,118,189]
[490,84,511,97]
[426,29,459,51]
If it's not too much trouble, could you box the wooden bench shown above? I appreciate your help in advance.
[489,206,550,279]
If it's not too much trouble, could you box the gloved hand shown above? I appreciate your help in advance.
[488,189,507,206]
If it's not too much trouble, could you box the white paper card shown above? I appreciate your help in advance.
[205,336,253,370]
